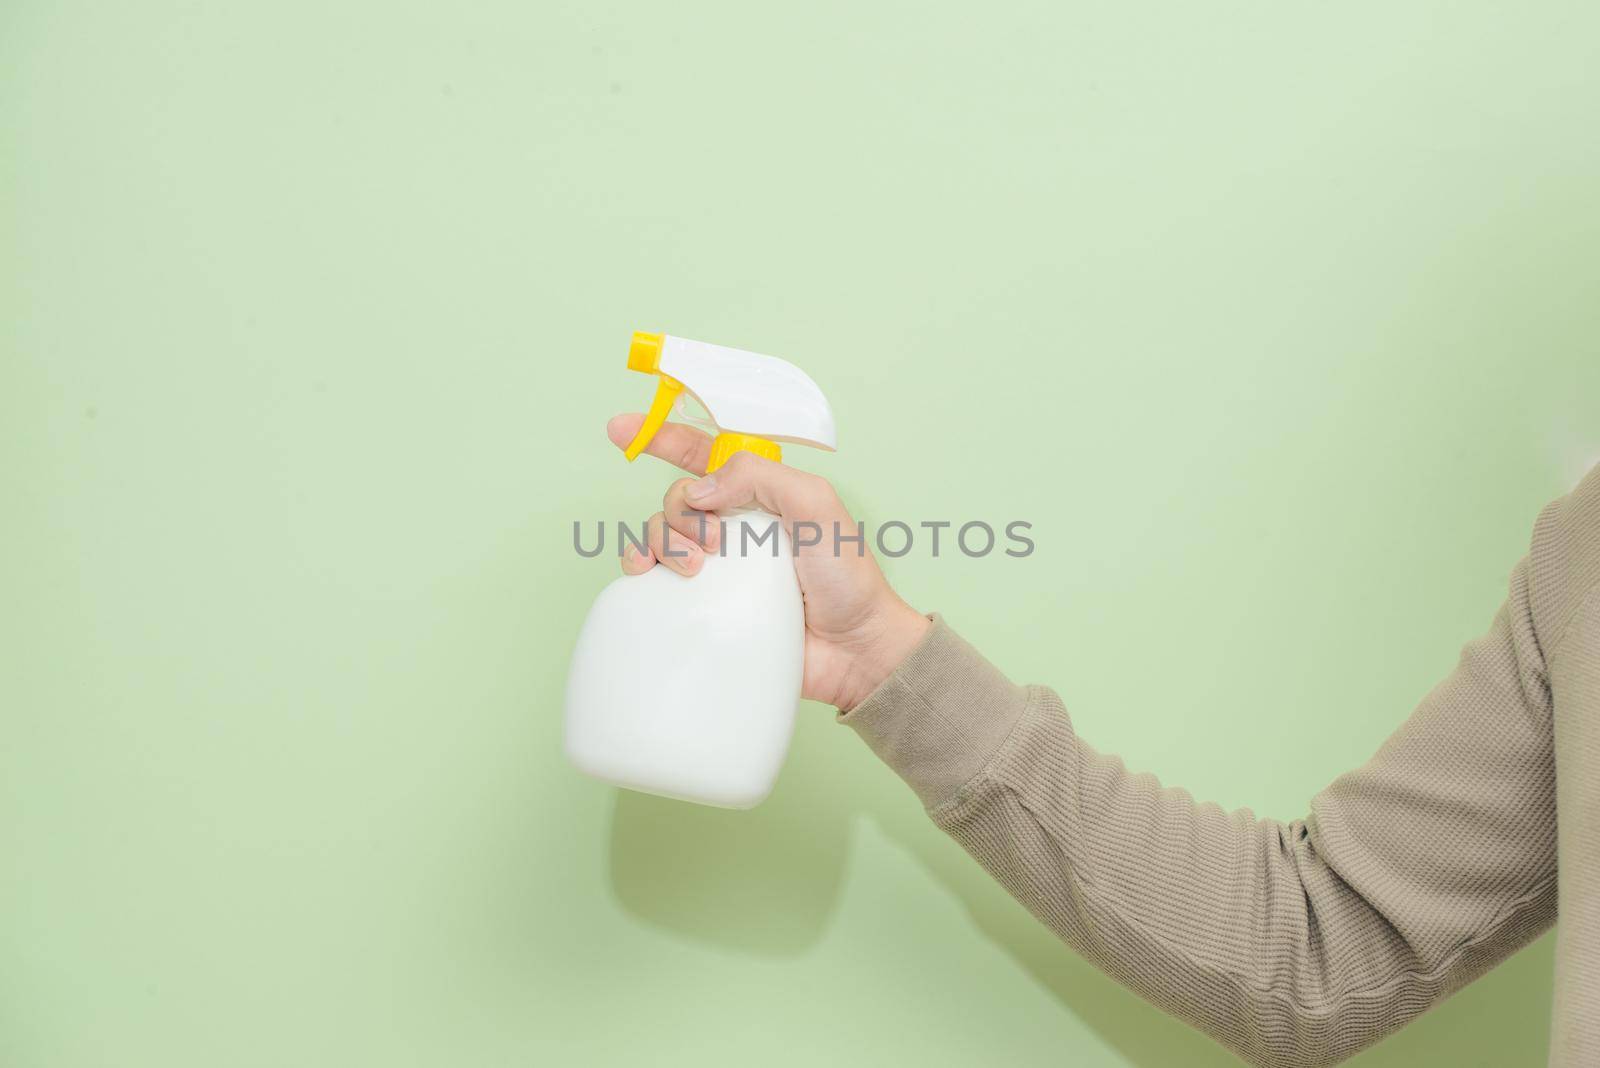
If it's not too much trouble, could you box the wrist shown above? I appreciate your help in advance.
[836,599,931,712]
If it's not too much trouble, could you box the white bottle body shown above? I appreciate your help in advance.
[564,511,804,808]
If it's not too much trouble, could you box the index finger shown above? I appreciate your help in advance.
[606,413,713,476]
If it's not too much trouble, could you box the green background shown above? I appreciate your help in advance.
[4,2,1597,1065]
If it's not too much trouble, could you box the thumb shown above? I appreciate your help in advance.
[681,451,847,526]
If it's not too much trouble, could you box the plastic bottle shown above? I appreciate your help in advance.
[564,332,836,808]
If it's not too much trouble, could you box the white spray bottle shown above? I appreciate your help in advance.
[564,332,837,808]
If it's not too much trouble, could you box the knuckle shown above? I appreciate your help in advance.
[723,451,759,475]
[796,470,834,503]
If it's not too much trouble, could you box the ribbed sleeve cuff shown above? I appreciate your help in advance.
[836,615,1033,809]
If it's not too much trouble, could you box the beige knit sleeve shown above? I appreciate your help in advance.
[841,562,1559,1066]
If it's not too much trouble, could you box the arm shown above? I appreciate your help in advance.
[610,413,1582,1067]
[841,571,1556,1066]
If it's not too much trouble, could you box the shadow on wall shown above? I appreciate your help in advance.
[606,710,852,956]
[607,787,849,956]
[606,715,1556,1067]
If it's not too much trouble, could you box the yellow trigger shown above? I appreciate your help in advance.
[623,375,683,462]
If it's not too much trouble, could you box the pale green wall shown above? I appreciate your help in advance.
[4,3,1597,1065]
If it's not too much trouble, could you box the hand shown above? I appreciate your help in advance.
[606,414,930,711]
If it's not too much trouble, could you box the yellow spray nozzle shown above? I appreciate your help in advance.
[627,331,663,374]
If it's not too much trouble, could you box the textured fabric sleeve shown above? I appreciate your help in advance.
[1538,463,1600,1063]
[841,564,1558,1067]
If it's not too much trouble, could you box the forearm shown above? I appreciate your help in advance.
[841,605,1556,1067]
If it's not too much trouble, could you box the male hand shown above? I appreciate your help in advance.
[607,414,930,711]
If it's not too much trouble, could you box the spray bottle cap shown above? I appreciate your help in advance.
[621,332,836,473]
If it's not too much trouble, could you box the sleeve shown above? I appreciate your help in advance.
[840,557,1558,1067]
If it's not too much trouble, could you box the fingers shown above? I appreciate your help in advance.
[648,512,705,576]
[606,413,713,476]
[618,511,704,578]
[662,478,720,551]
[610,451,848,579]
[681,452,849,527]
[620,537,655,575]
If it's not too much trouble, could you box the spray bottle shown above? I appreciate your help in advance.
[564,332,836,808]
